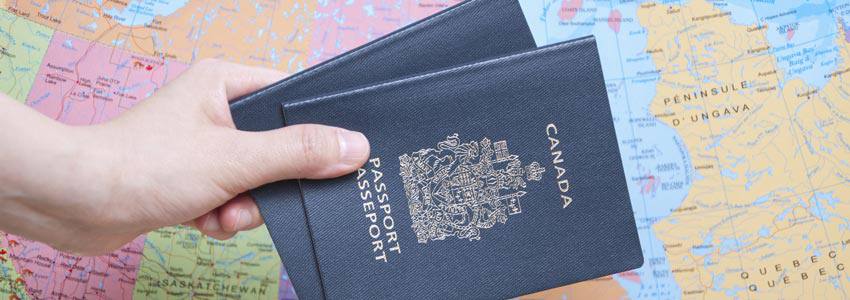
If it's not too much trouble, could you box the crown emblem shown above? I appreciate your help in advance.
[399,134,545,244]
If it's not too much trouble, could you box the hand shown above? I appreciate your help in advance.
[0,59,370,256]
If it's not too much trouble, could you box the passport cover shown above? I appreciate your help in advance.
[227,0,536,298]
[282,36,643,299]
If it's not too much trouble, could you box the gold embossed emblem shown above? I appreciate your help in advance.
[399,134,545,243]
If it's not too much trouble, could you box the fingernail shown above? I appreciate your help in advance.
[235,209,253,231]
[202,214,220,232]
[337,130,369,167]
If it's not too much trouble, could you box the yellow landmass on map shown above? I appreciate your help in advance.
[4,0,314,72]
[639,0,850,298]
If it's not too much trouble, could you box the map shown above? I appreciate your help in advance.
[1,0,848,299]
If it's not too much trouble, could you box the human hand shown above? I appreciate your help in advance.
[0,59,370,255]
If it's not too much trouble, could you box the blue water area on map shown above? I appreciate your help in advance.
[84,22,98,32]
[744,167,773,191]
[758,226,770,237]
[725,285,745,297]
[38,3,49,15]
[719,234,750,255]
[0,264,11,281]
[777,206,794,221]
[810,192,841,221]
[104,0,189,27]
[520,1,688,297]
[720,168,738,180]
[692,233,714,256]
[720,0,845,89]
[817,192,841,208]
[752,194,770,206]
[363,4,376,16]
[710,273,742,296]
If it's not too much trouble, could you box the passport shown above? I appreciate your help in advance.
[281,36,643,299]
[227,0,536,298]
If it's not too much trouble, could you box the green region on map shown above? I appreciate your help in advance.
[134,225,282,298]
[0,9,51,102]
[0,236,25,300]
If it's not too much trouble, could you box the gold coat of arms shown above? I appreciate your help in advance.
[399,134,545,244]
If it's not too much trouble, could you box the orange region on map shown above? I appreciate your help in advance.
[1,234,145,300]
[5,0,314,72]
[520,273,639,299]
[307,0,460,64]
[26,31,188,125]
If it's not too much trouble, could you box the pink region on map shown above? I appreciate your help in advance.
[1,234,144,299]
[307,0,457,64]
[640,172,657,195]
[608,9,622,34]
[618,270,642,285]
[407,0,462,21]
[26,31,189,125]
[12,30,190,300]
[559,0,582,21]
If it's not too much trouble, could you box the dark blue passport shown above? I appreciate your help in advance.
[281,36,643,299]
[227,1,536,298]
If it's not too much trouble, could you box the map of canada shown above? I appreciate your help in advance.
[1,0,849,299]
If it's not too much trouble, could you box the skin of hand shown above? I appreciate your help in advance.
[0,59,370,256]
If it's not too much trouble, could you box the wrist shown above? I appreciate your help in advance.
[0,101,110,243]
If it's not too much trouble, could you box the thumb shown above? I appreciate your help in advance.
[220,124,371,191]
